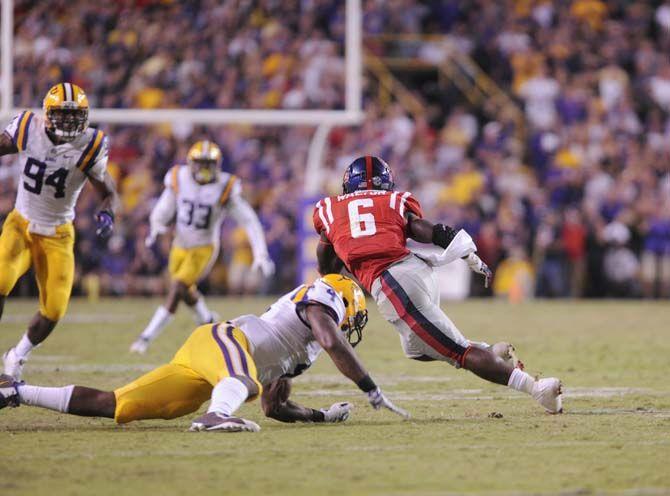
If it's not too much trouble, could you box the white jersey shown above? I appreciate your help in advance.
[163,165,239,248]
[3,111,108,228]
[233,279,347,386]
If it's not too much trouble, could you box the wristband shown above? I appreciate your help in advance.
[310,409,325,422]
[98,209,115,221]
[356,375,377,393]
[432,223,457,249]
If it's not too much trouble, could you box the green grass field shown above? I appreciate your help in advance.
[1,297,669,496]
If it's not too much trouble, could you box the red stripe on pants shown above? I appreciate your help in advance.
[380,277,463,362]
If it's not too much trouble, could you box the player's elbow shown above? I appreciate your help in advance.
[262,401,293,423]
[261,400,278,418]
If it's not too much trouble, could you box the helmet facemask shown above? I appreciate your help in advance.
[190,158,218,184]
[341,307,368,347]
[46,106,88,142]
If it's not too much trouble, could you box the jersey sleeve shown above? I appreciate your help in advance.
[84,132,109,181]
[313,197,336,235]
[77,130,108,180]
[295,279,347,327]
[313,201,325,234]
[404,193,423,219]
[164,165,180,192]
[220,175,241,206]
[3,111,35,152]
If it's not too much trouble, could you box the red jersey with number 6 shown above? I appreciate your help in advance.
[313,190,423,291]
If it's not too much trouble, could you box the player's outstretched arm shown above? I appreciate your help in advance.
[261,378,351,423]
[306,304,410,419]
[0,132,18,157]
[228,195,275,277]
[145,187,176,246]
[316,232,344,275]
[406,213,492,287]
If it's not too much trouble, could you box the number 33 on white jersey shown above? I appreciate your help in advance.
[164,165,240,248]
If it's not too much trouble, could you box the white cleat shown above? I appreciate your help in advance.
[3,348,26,381]
[532,377,563,414]
[129,338,150,355]
[189,412,260,433]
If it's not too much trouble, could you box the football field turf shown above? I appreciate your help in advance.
[1,297,669,496]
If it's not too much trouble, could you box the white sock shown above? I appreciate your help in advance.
[140,306,174,342]
[507,368,535,395]
[18,384,75,413]
[207,377,250,416]
[192,297,213,325]
[15,333,35,359]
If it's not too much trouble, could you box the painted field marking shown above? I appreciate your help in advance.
[2,313,136,324]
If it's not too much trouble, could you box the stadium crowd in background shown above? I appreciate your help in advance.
[2,0,670,299]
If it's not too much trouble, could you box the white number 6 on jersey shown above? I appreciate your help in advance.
[348,199,377,238]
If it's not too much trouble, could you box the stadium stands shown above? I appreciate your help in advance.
[2,0,669,298]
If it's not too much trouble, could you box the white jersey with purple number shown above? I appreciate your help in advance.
[233,278,346,386]
[2,111,108,228]
[162,165,239,248]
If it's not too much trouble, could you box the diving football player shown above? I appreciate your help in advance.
[1,275,408,432]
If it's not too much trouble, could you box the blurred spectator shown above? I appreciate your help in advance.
[2,0,670,301]
[602,222,640,297]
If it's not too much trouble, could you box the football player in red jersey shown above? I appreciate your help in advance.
[314,156,563,413]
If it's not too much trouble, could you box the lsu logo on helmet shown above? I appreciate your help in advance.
[43,82,89,142]
[187,140,222,184]
[321,274,368,347]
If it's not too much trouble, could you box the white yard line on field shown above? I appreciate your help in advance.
[2,313,136,324]
[293,386,660,402]
[382,488,670,496]
[27,363,157,373]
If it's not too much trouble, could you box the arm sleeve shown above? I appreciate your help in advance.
[405,193,423,219]
[3,113,22,146]
[295,280,347,327]
[3,111,34,151]
[85,134,109,181]
[227,188,270,260]
[313,200,325,234]
[164,165,180,192]
[149,186,177,231]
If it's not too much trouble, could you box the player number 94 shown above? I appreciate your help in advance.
[348,198,377,238]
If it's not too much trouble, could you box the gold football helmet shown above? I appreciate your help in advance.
[43,82,89,142]
[187,140,222,184]
[321,274,368,347]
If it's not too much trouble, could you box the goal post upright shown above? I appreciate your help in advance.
[0,0,13,116]
[0,0,364,285]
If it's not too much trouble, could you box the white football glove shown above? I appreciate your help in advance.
[464,252,493,288]
[145,225,167,248]
[320,402,353,423]
[252,255,276,277]
[366,387,411,419]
